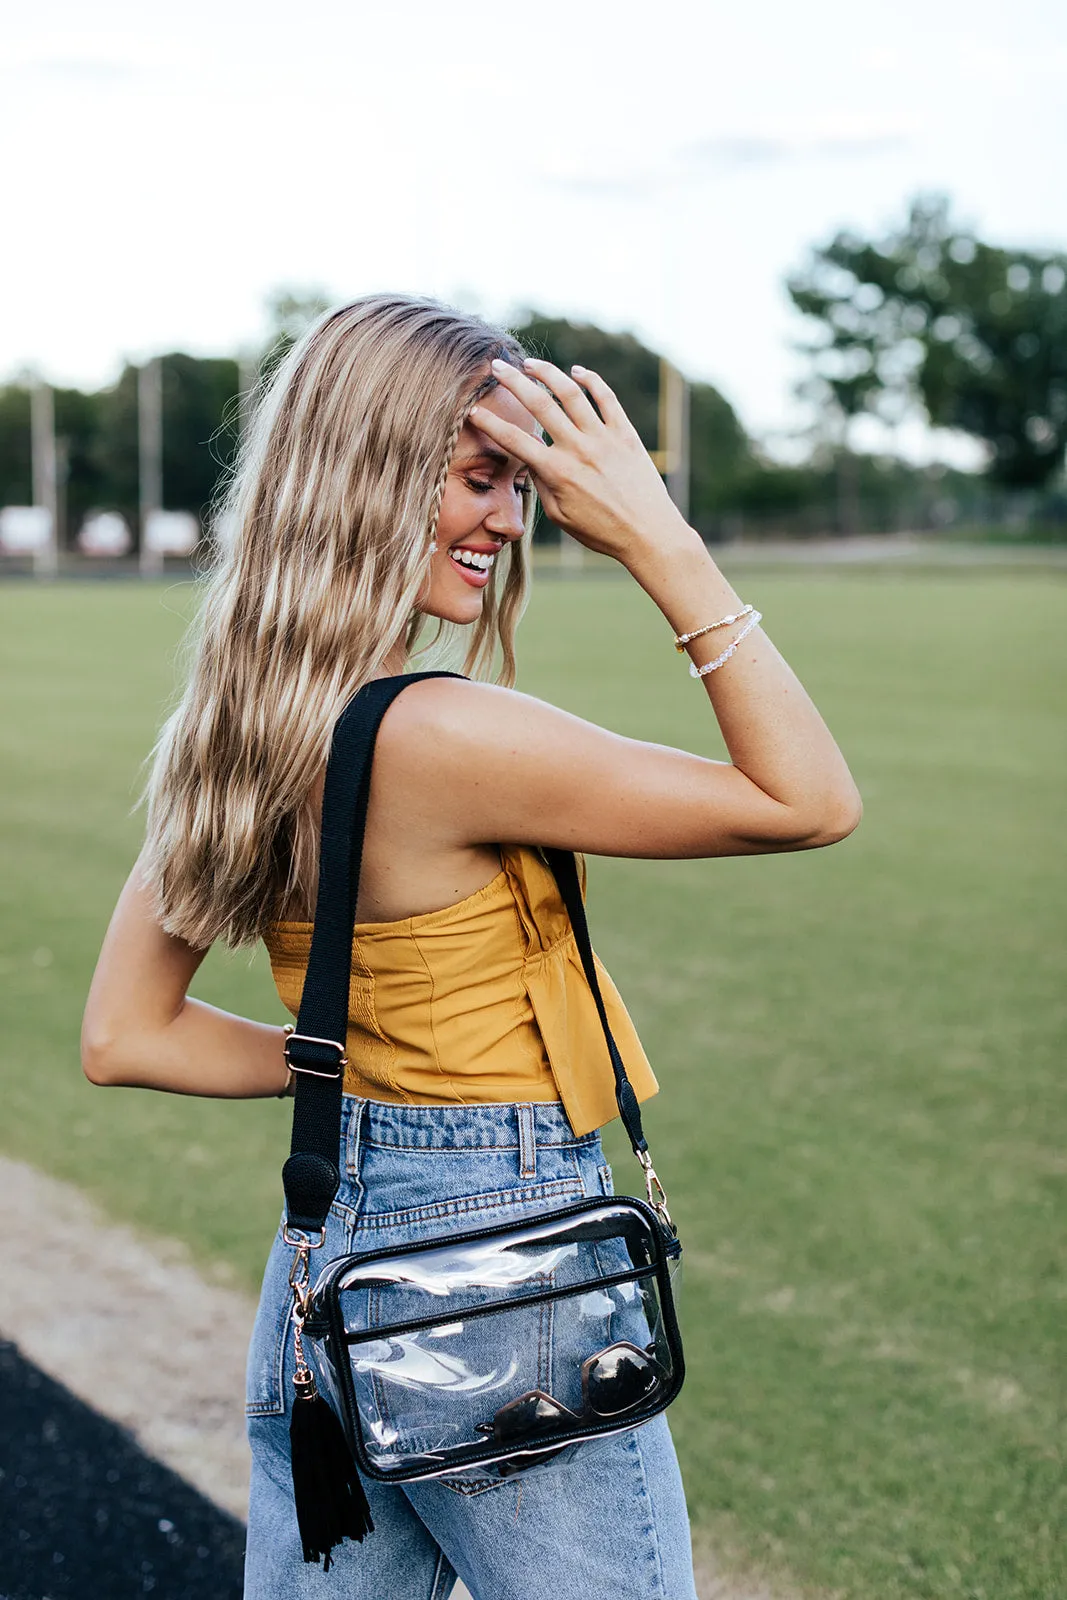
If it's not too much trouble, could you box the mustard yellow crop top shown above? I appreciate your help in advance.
[263,844,657,1139]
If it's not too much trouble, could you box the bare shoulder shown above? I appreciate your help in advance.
[371,675,605,859]
[377,677,636,820]
[378,675,596,766]
[373,675,727,859]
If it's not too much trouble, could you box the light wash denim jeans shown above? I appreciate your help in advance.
[245,1098,697,1599]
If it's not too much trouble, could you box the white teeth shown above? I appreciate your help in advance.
[449,548,495,571]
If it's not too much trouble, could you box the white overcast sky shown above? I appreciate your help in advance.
[2,0,1065,458]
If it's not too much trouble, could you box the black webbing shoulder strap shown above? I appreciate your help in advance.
[540,847,648,1157]
[282,673,647,1238]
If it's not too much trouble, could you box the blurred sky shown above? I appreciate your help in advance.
[2,0,1065,456]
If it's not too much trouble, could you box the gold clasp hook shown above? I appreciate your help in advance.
[288,1236,314,1318]
[287,1236,320,1399]
[637,1149,675,1234]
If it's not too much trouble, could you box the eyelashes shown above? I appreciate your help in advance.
[465,476,533,497]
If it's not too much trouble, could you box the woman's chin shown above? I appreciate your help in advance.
[418,578,488,627]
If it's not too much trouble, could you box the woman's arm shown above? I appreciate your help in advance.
[81,853,291,1096]
[379,359,862,860]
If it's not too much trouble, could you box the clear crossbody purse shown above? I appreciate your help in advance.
[280,674,684,1569]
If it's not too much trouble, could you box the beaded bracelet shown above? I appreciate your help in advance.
[674,605,754,651]
[689,609,763,677]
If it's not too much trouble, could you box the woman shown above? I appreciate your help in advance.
[82,295,861,1599]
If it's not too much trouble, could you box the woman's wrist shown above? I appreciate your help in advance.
[624,524,744,635]
[621,514,703,578]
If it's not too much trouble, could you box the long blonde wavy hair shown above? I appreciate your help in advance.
[142,295,533,949]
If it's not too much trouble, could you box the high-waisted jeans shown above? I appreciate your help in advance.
[244,1098,697,1599]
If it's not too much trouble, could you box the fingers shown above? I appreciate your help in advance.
[467,400,553,476]
[569,365,628,430]
[488,357,631,446]
[518,358,604,433]
[489,359,582,443]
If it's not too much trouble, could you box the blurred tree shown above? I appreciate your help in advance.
[55,386,106,546]
[159,353,240,518]
[789,195,1067,489]
[511,312,752,537]
[0,385,32,507]
[687,381,755,532]
[90,366,139,536]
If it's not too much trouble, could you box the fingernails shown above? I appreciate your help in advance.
[571,364,587,376]
[469,404,482,418]
[491,358,508,371]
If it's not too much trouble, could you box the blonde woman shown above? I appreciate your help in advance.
[82,295,861,1599]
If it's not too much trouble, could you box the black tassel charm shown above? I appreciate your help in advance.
[290,1369,374,1570]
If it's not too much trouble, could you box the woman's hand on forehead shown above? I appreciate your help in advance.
[470,358,690,565]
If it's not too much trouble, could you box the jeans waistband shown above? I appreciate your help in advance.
[339,1095,595,1153]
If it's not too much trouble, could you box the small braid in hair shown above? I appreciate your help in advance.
[406,379,495,656]
[425,363,514,553]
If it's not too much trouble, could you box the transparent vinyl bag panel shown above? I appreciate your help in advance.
[304,1200,680,1480]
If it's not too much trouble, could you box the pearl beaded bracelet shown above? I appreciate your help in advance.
[673,605,755,651]
[688,609,763,677]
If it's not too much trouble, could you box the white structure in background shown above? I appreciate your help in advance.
[0,378,59,575]
[143,509,199,557]
[78,511,132,557]
[0,505,54,561]
[1,378,61,575]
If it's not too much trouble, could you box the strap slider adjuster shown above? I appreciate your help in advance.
[283,1031,349,1080]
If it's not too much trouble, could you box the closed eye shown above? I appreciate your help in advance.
[466,476,533,497]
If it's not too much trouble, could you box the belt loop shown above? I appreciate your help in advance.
[516,1104,536,1181]
[344,1098,369,1204]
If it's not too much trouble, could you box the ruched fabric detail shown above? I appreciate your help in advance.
[263,845,657,1137]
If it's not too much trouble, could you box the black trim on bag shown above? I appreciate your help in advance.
[305,1193,672,1329]
[310,1262,661,1345]
[305,1194,686,1484]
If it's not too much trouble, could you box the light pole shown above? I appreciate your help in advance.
[30,378,58,578]
[138,358,163,576]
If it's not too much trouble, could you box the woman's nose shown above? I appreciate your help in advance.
[485,493,527,541]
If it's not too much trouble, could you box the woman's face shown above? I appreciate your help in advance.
[419,380,538,624]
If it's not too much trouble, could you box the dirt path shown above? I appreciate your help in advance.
[0,1156,254,1523]
[0,1157,796,1600]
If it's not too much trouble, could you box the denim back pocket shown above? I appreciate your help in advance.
[246,1201,357,1417]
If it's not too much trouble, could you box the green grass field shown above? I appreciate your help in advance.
[1,570,1064,1599]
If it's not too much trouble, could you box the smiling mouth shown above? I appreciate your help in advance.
[449,548,496,572]
[448,547,496,587]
